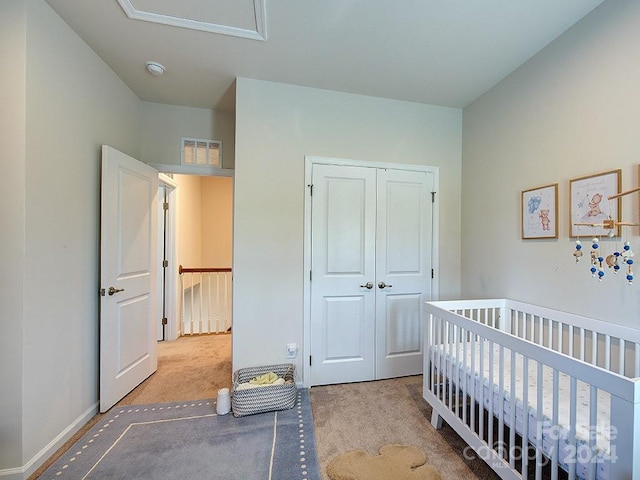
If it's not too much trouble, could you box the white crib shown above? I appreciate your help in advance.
[423,299,640,480]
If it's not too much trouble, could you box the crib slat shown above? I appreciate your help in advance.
[618,338,625,376]
[479,336,485,443]
[488,341,494,452]
[454,325,460,419]
[538,315,543,345]
[558,321,563,354]
[447,323,453,410]
[547,317,553,348]
[605,334,611,371]
[521,356,529,478]
[551,369,559,480]
[497,345,505,460]
[588,385,597,480]
[470,333,476,435]
[591,330,598,366]
[430,316,437,398]
[529,313,534,342]
[580,328,585,361]
[568,377,577,479]
[462,330,468,426]
[509,350,517,470]
[568,324,574,357]
[535,362,543,480]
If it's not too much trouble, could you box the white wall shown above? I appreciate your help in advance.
[174,174,203,270]
[233,78,462,381]
[462,0,640,324]
[0,0,26,472]
[201,176,233,268]
[141,102,236,169]
[174,174,233,269]
[0,1,143,477]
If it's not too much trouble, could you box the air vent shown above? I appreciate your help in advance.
[181,137,222,168]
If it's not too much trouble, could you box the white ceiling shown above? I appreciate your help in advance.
[45,0,605,112]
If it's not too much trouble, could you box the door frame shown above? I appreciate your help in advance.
[159,173,179,341]
[302,155,440,387]
[152,165,236,342]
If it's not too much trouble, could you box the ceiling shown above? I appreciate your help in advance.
[45,0,605,113]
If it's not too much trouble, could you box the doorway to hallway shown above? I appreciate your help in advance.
[159,173,234,340]
[157,172,234,396]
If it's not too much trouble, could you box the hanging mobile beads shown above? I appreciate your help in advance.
[571,184,640,285]
[622,241,634,284]
[573,240,583,263]
[590,237,605,280]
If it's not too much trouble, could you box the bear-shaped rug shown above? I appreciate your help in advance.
[327,444,442,480]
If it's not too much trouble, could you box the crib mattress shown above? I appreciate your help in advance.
[431,341,612,480]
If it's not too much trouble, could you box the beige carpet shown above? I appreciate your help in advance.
[33,337,499,480]
[327,444,442,480]
[118,333,232,405]
[30,334,231,480]
[310,376,500,480]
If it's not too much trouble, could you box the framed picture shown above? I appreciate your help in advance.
[569,169,621,238]
[522,183,558,239]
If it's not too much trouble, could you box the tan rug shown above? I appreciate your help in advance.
[327,444,442,480]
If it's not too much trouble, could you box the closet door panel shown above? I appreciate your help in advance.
[375,169,433,379]
[310,164,376,385]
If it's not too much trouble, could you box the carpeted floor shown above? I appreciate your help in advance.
[310,376,499,480]
[118,333,233,405]
[32,334,499,480]
[30,334,232,480]
[36,389,320,480]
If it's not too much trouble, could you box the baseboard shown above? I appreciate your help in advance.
[0,402,99,480]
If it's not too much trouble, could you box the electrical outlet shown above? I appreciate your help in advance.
[286,343,297,359]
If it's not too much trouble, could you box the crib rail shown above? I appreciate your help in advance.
[423,299,640,480]
[179,265,232,334]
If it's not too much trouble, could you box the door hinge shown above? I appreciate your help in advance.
[162,259,168,268]
[431,269,434,279]
[431,191,436,203]
[99,288,105,296]
[163,202,169,211]
[309,355,312,366]
[162,317,168,325]
[309,270,312,281]
[307,184,313,196]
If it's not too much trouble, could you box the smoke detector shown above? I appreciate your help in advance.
[145,61,165,76]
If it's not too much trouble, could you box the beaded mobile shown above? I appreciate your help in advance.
[573,186,640,284]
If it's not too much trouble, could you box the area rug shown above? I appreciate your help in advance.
[326,444,442,480]
[37,389,320,480]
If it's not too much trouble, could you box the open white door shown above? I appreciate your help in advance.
[100,145,158,412]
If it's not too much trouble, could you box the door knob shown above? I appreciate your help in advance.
[378,281,393,289]
[360,282,374,289]
[108,286,125,296]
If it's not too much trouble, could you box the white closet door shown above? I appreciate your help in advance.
[375,169,432,379]
[310,164,377,385]
[309,162,433,386]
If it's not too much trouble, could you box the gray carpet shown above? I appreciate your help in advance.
[37,389,320,480]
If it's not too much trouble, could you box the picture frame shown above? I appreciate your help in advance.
[522,183,558,239]
[569,169,621,238]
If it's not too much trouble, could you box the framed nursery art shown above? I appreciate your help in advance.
[569,169,621,238]
[522,183,558,239]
